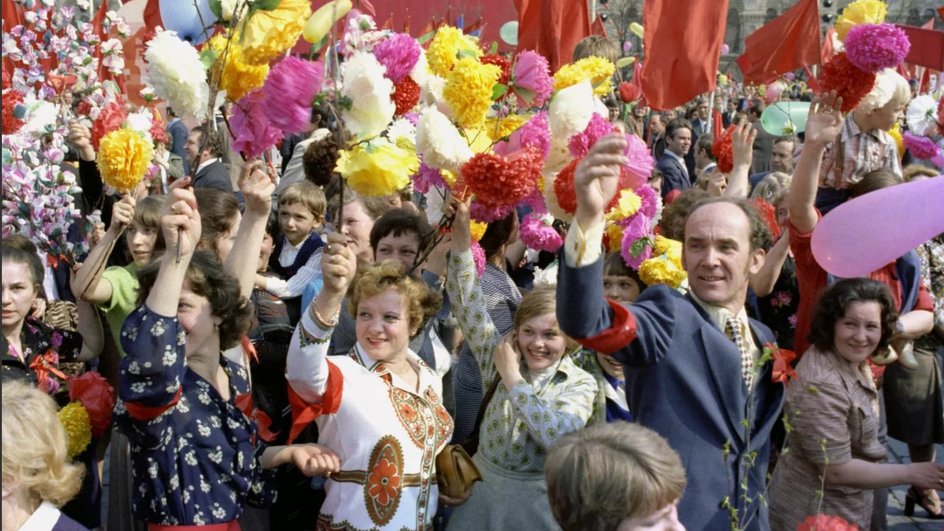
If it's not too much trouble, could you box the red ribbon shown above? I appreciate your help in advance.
[29,349,67,393]
[769,344,797,385]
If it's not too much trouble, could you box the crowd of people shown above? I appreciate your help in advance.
[3,4,944,531]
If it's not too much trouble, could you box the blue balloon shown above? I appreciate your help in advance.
[159,0,218,45]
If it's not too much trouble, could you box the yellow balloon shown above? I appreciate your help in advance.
[629,22,644,38]
[718,74,728,85]
[303,0,353,44]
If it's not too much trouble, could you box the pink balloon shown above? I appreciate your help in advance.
[811,177,944,278]
[784,72,796,81]
[721,44,730,55]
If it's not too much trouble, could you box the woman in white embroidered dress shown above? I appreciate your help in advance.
[286,234,454,531]
[444,200,598,530]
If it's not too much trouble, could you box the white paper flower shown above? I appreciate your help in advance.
[340,51,395,141]
[424,185,447,226]
[387,117,416,145]
[126,110,154,139]
[415,106,474,172]
[20,98,59,135]
[545,81,600,173]
[144,30,209,119]
[857,68,907,113]
[906,94,939,137]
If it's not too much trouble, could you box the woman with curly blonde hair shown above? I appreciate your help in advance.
[2,380,87,530]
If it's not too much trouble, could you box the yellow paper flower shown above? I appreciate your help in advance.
[58,402,92,460]
[238,0,312,65]
[639,254,687,289]
[887,122,904,160]
[835,0,887,40]
[466,128,493,154]
[653,235,682,261]
[606,189,642,221]
[444,57,501,129]
[207,35,269,102]
[553,56,615,96]
[426,26,482,78]
[440,169,457,186]
[485,114,528,141]
[604,223,624,251]
[470,220,487,242]
[97,129,154,192]
[335,138,419,197]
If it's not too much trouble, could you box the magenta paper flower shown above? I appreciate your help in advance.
[470,202,515,223]
[413,162,447,194]
[372,33,421,84]
[903,132,940,160]
[620,213,654,269]
[512,50,553,108]
[471,240,486,276]
[569,113,615,158]
[263,57,324,134]
[520,214,563,252]
[495,111,551,159]
[231,90,282,158]
[844,23,910,73]
[623,132,655,190]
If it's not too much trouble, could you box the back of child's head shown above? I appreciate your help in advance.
[572,35,619,65]
[545,423,687,531]
[278,181,326,222]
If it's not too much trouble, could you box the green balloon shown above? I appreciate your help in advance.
[500,21,518,46]
[760,102,811,136]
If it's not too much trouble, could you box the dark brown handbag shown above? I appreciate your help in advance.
[435,377,500,499]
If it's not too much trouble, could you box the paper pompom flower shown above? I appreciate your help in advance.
[373,33,422,84]
[470,202,515,223]
[415,106,474,171]
[887,123,904,159]
[549,81,596,147]
[392,77,421,116]
[462,146,543,208]
[208,34,270,103]
[69,372,116,439]
[712,125,736,173]
[263,57,324,134]
[2,90,26,134]
[481,54,511,85]
[341,51,396,141]
[639,253,686,289]
[552,160,580,215]
[335,137,419,196]
[485,114,528,142]
[58,402,92,460]
[816,53,875,113]
[553,56,615,96]
[903,132,940,160]
[470,220,488,242]
[835,0,888,41]
[149,109,169,146]
[906,94,939,137]
[844,24,909,73]
[512,50,553,108]
[90,101,127,150]
[606,189,642,222]
[444,57,501,129]
[569,113,617,159]
[97,129,154,192]
[623,133,655,190]
[426,26,482,78]
[621,219,653,269]
[231,91,282,158]
[520,214,563,253]
[470,240,486,276]
[144,31,209,119]
[413,162,447,194]
[238,0,311,65]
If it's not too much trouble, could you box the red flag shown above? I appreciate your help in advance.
[641,0,729,110]
[896,23,944,71]
[515,0,592,72]
[821,27,836,64]
[736,0,821,85]
[591,15,607,37]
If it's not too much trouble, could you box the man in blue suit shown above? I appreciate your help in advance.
[556,134,785,530]
[165,107,190,176]
[656,119,693,199]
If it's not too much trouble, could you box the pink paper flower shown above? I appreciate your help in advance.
[470,202,515,223]
[844,23,910,73]
[372,33,421,84]
[903,132,940,160]
[413,162,447,194]
[262,57,324,134]
[494,111,551,159]
[512,50,553,108]
[569,113,615,158]
[620,213,654,269]
[470,240,486,276]
[623,133,654,189]
[231,90,282,158]
[520,214,563,253]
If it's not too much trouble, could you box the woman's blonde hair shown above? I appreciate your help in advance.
[349,260,442,335]
[545,422,687,531]
[2,381,84,508]
[513,286,579,354]
[750,171,792,203]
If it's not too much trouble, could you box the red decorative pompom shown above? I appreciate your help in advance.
[75,99,93,118]
[712,124,736,173]
[461,145,542,208]
[149,108,168,145]
[753,197,781,240]
[69,372,116,439]
[1,62,10,91]
[618,81,639,103]
[817,53,876,113]
[91,101,127,150]
[554,159,579,214]
[481,54,511,85]
[2,90,25,134]
[796,514,858,531]
[392,77,420,116]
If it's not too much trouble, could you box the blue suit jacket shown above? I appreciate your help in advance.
[656,153,691,199]
[167,119,190,175]
[558,257,784,531]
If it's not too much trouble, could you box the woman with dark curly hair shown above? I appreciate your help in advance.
[115,184,339,527]
[768,278,944,529]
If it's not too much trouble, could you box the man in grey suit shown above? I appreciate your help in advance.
[556,134,784,530]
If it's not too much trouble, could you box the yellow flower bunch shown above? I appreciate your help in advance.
[604,223,624,251]
[441,169,458,186]
[470,220,487,242]
[887,122,904,160]
[239,0,312,65]
[639,253,687,289]
[444,57,501,129]
[553,56,615,96]
[485,114,528,141]
[653,235,682,262]
[426,26,482,78]
[58,402,92,460]
[605,189,642,222]
[207,35,269,102]
[835,0,887,40]
[97,129,154,192]
[335,137,419,197]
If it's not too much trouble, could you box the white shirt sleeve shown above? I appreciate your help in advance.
[265,249,324,299]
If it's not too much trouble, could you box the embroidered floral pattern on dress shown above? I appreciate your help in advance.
[364,435,404,526]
